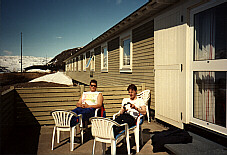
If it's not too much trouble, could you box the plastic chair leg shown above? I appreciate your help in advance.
[126,132,130,155]
[92,139,96,155]
[134,128,140,153]
[80,127,83,144]
[71,127,75,151]
[57,130,60,143]
[111,140,116,155]
[147,106,150,123]
[51,126,56,150]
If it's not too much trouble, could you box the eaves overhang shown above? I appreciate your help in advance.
[65,0,179,62]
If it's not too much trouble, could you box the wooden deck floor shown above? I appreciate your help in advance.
[37,120,169,154]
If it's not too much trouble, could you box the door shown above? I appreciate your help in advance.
[154,8,186,128]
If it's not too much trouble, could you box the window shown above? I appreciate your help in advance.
[90,51,95,71]
[83,53,86,71]
[69,60,72,71]
[85,51,95,71]
[101,46,108,71]
[194,2,227,60]
[65,61,68,71]
[67,61,70,71]
[194,71,226,127]
[74,58,77,71]
[123,39,130,66]
[78,56,81,71]
[72,59,74,71]
[191,2,227,132]
[120,35,132,72]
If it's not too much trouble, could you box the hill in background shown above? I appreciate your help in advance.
[0,47,82,73]
[0,56,52,72]
[48,47,82,71]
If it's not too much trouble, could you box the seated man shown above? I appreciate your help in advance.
[113,84,146,133]
[72,79,103,122]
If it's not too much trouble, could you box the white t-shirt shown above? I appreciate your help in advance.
[82,91,100,105]
[122,98,145,118]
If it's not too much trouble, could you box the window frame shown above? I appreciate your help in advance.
[78,56,81,72]
[65,61,69,71]
[90,50,95,71]
[119,32,132,72]
[83,53,86,71]
[189,0,227,135]
[101,44,108,72]
[74,58,77,72]
[69,60,72,71]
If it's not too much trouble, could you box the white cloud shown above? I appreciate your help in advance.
[56,36,62,39]
[3,50,13,56]
[116,0,122,5]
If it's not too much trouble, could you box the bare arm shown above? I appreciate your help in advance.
[120,105,127,114]
[76,96,83,107]
[131,104,146,115]
[137,105,146,115]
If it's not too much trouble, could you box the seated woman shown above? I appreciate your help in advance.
[113,84,146,134]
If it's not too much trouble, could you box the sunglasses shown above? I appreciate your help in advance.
[90,85,97,87]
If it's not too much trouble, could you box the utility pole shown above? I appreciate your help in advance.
[21,32,23,73]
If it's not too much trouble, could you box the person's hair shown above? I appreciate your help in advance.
[90,79,97,86]
[127,84,137,91]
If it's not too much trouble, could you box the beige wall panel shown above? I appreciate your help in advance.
[133,47,154,55]
[133,37,154,46]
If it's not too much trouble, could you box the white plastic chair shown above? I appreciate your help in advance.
[95,108,100,117]
[137,90,151,122]
[94,104,106,117]
[113,112,143,153]
[51,110,83,151]
[90,117,130,155]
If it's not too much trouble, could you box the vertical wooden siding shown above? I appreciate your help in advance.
[154,9,185,128]
[0,89,15,153]
[66,20,155,109]
[0,89,15,126]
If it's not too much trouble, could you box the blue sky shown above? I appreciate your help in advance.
[0,0,148,58]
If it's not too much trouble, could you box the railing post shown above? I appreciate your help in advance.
[80,85,84,96]
[142,83,146,91]
[10,86,16,128]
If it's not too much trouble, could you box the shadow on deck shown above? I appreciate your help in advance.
[37,120,168,155]
[1,125,41,154]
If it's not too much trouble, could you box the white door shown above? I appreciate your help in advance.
[154,9,186,128]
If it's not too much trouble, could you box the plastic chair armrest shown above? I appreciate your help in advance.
[70,111,78,117]
[113,111,121,120]
[137,115,143,126]
[119,123,129,133]
[94,108,100,117]
[77,114,83,128]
